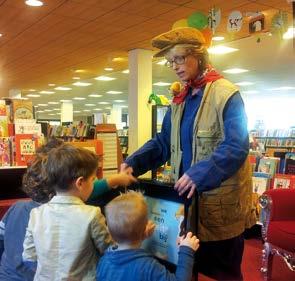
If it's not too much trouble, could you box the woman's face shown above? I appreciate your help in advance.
[165,47,200,82]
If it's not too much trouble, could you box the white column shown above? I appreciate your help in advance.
[9,89,21,98]
[128,49,152,154]
[110,104,123,129]
[94,112,107,124]
[61,101,73,123]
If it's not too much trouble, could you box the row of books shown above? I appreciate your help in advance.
[48,123,95,139]
[252,128,295,137]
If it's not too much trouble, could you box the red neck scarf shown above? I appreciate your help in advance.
[172,66,223,104]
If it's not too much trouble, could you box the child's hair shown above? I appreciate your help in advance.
[45,144,99,191]
[22,138,64,203]
[22,154,53,203]
[105,192,148,243]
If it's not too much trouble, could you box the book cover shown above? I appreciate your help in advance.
[252,172,271,195]
[0,137,11,166]
[15,134,38,166]
[258,157,280,177]
[284,153,295,175]
[12,100,33,121]
[273,174,295,189]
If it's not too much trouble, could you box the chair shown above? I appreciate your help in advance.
[259,189,295,280]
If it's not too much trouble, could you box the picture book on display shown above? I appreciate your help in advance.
[284,153,295,175]
[15,134,38,166]
[252,172,271,195]
[0,100,9,137]
[0,137,12,166]
[257,157,280,177]
[273,174,295,189]
[11,100,33,121]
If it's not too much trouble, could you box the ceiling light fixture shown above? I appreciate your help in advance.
[72,77,80,80]
[48,83,55,86]
[88,94,102,98]
[114,100,125,103]
[60,99,71,102]
[94,108,102,111]
[98,102,110,105]
[37,104,47,106]
[153,82,171,86]
[72,81,92,87]
[235,82,254,86]
[48,102,59,105]
[222,68,249,74]
[85,104,96,106]
[55,87,72,91]
[39,90,55,94]
[73,97,86,100]
[208,46,238,54]
[122,69,129,74]
[0,33,3,37]
[269,86,295,91]
[94,76,116,81]
[75,69,86,73]
[26,94,40,97]
[74,111,81,113]
[25,0,43,7]
[104,68,114,71]
[112,57,127,62]
[212,36,225,41]
[106,91,123,94]
[29,89,36,92]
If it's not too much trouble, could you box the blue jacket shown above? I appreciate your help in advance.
[97,246,195,281]
[125,90,249,192]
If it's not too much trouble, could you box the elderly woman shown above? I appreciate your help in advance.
[122,27,255,280]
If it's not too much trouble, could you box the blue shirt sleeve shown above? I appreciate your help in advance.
[125,107,171,176]
[186,92,249,192]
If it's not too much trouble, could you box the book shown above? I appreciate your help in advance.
[284,153,295,175]
[273,174,295,189]
[257,157,280,177]
[11,100,33,121]
[14,134,38,166]
[0,137,11,166]
[252,172,271,195]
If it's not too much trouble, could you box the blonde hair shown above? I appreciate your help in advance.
[105,192,148,243]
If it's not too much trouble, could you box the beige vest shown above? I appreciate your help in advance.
[170,79,256,241]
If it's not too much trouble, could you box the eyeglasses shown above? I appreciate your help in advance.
[165,56,187,68]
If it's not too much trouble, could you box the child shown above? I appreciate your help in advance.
[22,144,117,280]
[97,192,199,281]
[0,140,136,281]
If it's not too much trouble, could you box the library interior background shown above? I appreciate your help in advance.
[0,1,295,281]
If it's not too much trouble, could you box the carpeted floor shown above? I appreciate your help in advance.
[198,238,295,281]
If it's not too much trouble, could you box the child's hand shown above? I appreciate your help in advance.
[107,172,137,188]
[144,220,156,238]
[179,232,199,252]
[120,163,133,175]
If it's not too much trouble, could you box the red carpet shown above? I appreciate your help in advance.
[198,239,295,281]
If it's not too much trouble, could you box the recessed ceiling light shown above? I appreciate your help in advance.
[73,82,92,87]
[104,68,114,71]
[212,36,225,41]
[106,91,123,94]
[94,108,102,111]
[74,110,81,113]
[114,100,125,103]
[36,110,44,113]
[120,105,128,108]
[235,82,254,86]
[48,83,55,86]
[60,99,71,102]
[26,94,40,97]
[83,109,91,112]
[112,57,127,62]
[44,109,53,112]
[72,77,80,80]
[57,113,61,115]
[222,68,249,74]
[88,94,102,98]
[208,46,238,54]
[105,106,112,109]
[156,59,167,65]
[283,27,295,40]
[48,101,59,105]
[53,108,60,111]
[39,90,55,94]
[153,82,171,86]
[55,87,72,91]
[29,89,36,92]
[20,97,29,100]
[85,104,95,106]
[94,76,116,81]
[122,69,129,74]
[25,0,43,7]
[75,69,86,73]
[38,104,47,106]
[98,102,110,105]
[49,113,57,116]
[0,33,3,37]
[73,97,86,100]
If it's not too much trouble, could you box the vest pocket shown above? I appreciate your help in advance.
[196,131,221,160]
[220,189,242,225]
[199,196,223,226]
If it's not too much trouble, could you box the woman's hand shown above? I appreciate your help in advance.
[174,173,196,199]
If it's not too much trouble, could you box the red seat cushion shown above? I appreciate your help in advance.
[0,198,30,220]
[268,221,295,252]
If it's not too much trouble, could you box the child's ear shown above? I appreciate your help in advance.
[75,176,84,191]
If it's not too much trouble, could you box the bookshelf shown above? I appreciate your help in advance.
[255,136,295,151]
